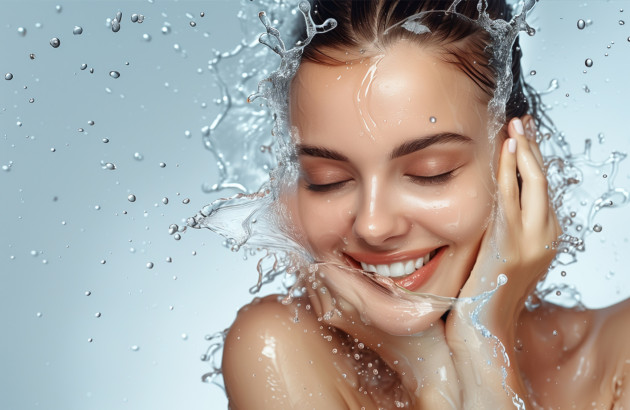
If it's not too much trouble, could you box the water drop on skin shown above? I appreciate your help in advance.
[593,224,603,232]
[55,4,62,13]
[146,262,154,269]
[190,21,196,27]
[162,197,168,204]
[159,162,166,168]
[620,20,626,25]
[133,152,143,161]
[109,71,120,79]
[127,194,136,202]
[17,27,26,36]
[29,53,35,60]
[182,198,190,204]
[142,33,151,41]
[85,291,91,296]
[162,26,171,35]
[131,14,139,23]
[165,256,172,262]
[529,70,536,76]
[95,312,101,318]
[130,345,139,351]
[5,73,13,80]
[80,63,87,70]
[577,19,585,30]
[429,116,437,123]
[29,98,34,103]
[111,19,120,33]
[103,162,116,170]
[50,37,60,48]
[585,58,593,67]
[73,26,83,35]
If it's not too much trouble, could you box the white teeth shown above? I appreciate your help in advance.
[359,253,433,278]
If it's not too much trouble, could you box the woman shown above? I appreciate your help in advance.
[222,1,630,408]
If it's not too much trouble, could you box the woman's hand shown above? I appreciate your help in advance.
[445,116,562,408]
[456,116,561,326]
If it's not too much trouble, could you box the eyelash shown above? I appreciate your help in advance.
[304,170,456,192]
[406,170,456,185]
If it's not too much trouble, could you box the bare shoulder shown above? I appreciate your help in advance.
[222,295,361,410]
[517,299,630,407]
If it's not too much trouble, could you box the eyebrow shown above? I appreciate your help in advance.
[389,133,473,159]
[297,132,472,162]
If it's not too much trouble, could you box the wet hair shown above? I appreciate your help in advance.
[301,0,529,120]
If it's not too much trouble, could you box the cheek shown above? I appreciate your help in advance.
[400,174,494,243]
[296,190,352,255]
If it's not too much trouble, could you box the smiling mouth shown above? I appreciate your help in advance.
[344,247,446,291]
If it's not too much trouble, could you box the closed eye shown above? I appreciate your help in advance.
[406,170,456,185]
[305,180,350,192]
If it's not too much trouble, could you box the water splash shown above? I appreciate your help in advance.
[192,0,629,404]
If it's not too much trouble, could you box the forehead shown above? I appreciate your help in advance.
[290,41,489,147]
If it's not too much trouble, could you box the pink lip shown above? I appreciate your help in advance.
[344,248,438,265]
[393,246,446,292]
[344,246,447,293]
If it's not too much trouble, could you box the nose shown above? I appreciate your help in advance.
[352,175,409,246]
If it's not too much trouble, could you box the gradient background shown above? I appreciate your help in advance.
[1,1,629,409]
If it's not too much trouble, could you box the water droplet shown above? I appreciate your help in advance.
[17,27,26,36]
[100,259,106,264]
[29,53,35,60]
[182,198,190,204]
[55,4,62,12]
[73,26,83,35]
[102,138,109,143]
[142,33,151,41]
[5,73,13,80]
[146,262,154,269]
[109,71,120,79]
[620,20,626,25]
[161,25,171,35]
[111,19,120,33]
[585,58,593,67]
[529,70,536,76]
[583,85,590,93]
[189,21,197,27]
[137,14,144,23]
[174,233,181,241]
[593,224,602,232]
[131,14,139,23]
[181,333,188,340]
[200,12,205,17]
[80,63,87,70]
[168,224,178,235]
[88,338,93,343]
[159,162,166,168]
[603,174,608,178]
[95,312,101,318]
[50,37,60,48]
[127,194,136,202]
[561,271,567,277]
[130,345,140,351]
[78,128,84,132]
[577,19,585,29]
[85,291,91,296]
[103,162,116,170]
[133,152,144,161]
[50,147,56,152]
[552,330,558,336]
[165,256,172,262]
[555,290,561,296]
[429,116,437,123]
[162,197,169,204]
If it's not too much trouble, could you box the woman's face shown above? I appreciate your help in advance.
[289,40,500,332]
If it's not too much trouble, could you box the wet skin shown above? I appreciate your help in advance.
[222,41,630,409]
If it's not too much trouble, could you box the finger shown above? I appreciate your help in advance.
[509,118,549,222]
[497,135,521,225]
[524,118,544,168]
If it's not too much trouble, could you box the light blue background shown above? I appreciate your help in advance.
[1,1,629,409]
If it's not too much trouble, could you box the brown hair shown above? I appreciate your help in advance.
[301,0,528,120]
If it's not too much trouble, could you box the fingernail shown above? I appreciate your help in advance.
[508,138,517,153]
[513,118,524,135]
[525,119,536,140]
